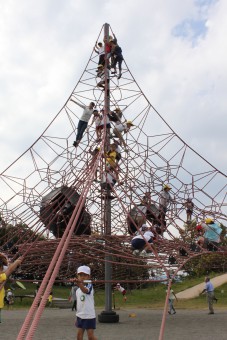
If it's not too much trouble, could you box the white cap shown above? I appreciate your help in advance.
[140,224,148,232]
[77,265,91,275]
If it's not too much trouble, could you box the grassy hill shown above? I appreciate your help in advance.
[5,274,227,310]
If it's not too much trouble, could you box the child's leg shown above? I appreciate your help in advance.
[0,308,2,323]
[169,299,174,313]
[77,328,85,340]
[86,329,97,340]
[113,128,127,149]
[96,128,99,139]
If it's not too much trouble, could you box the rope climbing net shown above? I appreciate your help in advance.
[0,23,226,338]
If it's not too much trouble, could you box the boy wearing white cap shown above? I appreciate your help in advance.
[72,265,97,340]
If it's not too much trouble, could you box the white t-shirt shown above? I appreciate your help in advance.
[115,122,127,133]
[76,283,96,319]
[94,116,102,127]
[6,291,13,301]
[116,285,125,293]
[98,46,105,55]
[101,114,110,126]
[159,190,171,207]
[115,145,121,153]
[132,230,154,241]
[166,289,175,300]
[102,172,116,185]
[76,103,94,122]
[136,205,147,217]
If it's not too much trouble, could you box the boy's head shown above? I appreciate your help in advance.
[98,42,103,47]
[126,120,134,128]
[77,265,91,280]
[0,253,8,269]
[89,102,95,110]
[205,218,214,224]
[140,224,149,232]
[110,143,117,150]
[163,184,171,191]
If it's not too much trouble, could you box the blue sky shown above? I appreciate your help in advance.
[172,18,208,44]
[0,0,226,175]
[172,0,218,44]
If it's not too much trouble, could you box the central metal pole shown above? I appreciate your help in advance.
[98,22,119,323]
[104,193,112,310]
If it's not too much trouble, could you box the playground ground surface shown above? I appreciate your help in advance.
[1,306,227,340]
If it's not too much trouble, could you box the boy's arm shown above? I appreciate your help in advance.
[70,99,86,109]
[91,115,96,125]
[200,287,207,294]
[72,278,89,294]
[5,257,23,278]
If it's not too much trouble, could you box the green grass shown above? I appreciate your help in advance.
[5,274,227,310]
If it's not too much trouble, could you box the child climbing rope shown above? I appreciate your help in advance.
[114,283,127,302]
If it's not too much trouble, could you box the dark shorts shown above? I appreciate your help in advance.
[131,238,146,250]
[100,123,111,129]
[76,317,96,330]
[116,153,121,161]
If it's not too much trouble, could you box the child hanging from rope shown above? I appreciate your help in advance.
[88,146,101,182]
[109,41,123,79]
[99,108,111,138]
[0,253,23,323]
[97,64,105,91]
[91,109,102,142]
[184,198,194,222]
[94,42,105,68]
[112,120,135,152]
[104,143,118,171]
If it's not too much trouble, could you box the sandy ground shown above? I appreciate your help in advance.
[176,273,227,299]
[1,307,227,340]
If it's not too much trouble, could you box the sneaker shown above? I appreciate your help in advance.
[168,311,171,315]
[73,141,79,147]
[208,312,214,314]
[118,74,122,80]
[133,250,140,256]
[140,250,148,257]
[101,195,116,200]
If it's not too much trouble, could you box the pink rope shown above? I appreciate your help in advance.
[17,148,102,339]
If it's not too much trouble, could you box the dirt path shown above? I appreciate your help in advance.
[176,273,227,299]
